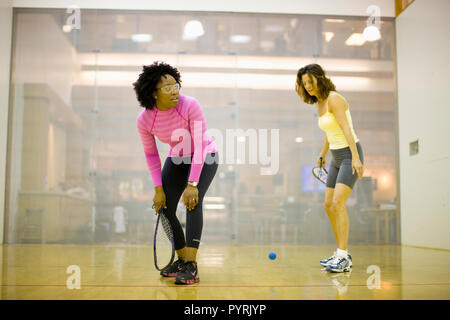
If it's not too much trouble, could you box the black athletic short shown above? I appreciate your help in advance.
[326,142,364,189]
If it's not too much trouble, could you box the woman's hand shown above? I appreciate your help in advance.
[153,186,167,213]
[182,185,199,211]
[317,155,326,168]
[352,157,364,179]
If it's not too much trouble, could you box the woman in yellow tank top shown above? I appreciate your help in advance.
[295,64,364,273]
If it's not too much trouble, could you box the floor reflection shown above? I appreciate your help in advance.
[0,244,449,300]
[322,269,352,299]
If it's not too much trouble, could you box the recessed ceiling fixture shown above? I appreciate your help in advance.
[230,35,251,43]
[363,25,381,41]
[324,18,345,23]
[183,20,205,40]
[62,25,72,33]
[345,33,366,46]
[131,34,152,42]
[323,32,335,43]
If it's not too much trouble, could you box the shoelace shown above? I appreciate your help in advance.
[329,256,346,266]
[324,251,337,261]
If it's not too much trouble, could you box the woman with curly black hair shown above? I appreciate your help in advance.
[296,64,364,273]
[133,61,218,285]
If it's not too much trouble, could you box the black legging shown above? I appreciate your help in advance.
[161,153,218,250]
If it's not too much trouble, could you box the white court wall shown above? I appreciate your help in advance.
[396,0,450,249]
[0,1,13,244]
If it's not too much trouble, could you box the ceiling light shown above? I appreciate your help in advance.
[204,197,225,203]
[264,25,284,32]
[62,25,72,33]
[345,33,366,46]
[230,35,251,43]
[324,19,345,23]
[183,20,205,40]
[204,204,226,210]
[131,34,152,42]
[323,32,335,43]
[295,137,304,143]
[363,25,381,41]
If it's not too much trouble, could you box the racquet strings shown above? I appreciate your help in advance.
[312,166,328,184]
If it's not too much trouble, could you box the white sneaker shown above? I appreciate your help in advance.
[320,251,336,267]
[326,254,352,273]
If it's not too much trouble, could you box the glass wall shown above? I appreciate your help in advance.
[5,8,398,246]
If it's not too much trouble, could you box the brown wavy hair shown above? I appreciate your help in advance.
[296,64,336,104]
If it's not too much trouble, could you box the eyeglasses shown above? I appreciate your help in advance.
[157,83,180,94]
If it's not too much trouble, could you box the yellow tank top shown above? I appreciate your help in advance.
[318,99,359,150]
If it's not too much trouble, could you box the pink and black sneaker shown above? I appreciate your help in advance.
[175,261,200,285]
[160,258,185,277]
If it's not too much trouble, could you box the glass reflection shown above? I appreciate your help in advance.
[6,9,398,248]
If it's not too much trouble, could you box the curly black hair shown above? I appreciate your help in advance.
[296,64,336,104]
[133,61,182,110]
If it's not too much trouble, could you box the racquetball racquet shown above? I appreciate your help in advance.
[153,206,175,271]
[312,157,328,185]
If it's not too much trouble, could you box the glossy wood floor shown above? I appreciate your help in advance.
[1,244,449,300]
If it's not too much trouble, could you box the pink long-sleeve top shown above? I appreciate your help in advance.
[136,94,218,187]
